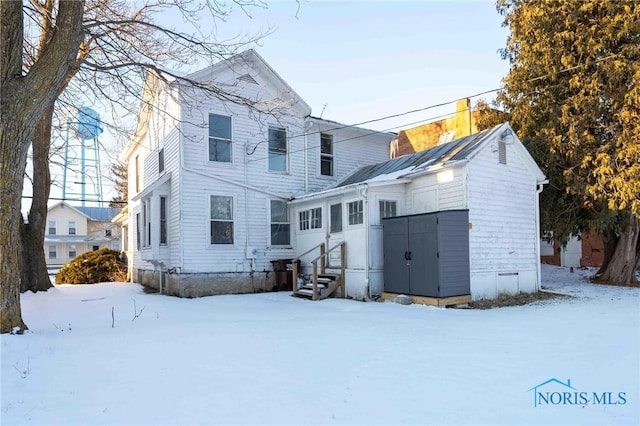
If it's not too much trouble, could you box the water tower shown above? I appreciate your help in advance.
[61,107,104,206]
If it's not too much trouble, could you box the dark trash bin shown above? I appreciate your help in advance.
[271,259,301,291]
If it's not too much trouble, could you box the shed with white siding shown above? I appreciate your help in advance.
[291,122,548,300]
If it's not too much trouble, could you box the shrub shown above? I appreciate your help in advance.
[55,248,127,284]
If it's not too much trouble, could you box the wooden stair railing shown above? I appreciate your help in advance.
[292,242,346,300]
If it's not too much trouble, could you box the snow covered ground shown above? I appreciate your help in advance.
[1,265,638,426]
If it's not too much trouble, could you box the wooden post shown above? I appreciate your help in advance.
[312,260,318,301]
[320,243,326,274]
[340,242,346,298]
[292,260,298,293]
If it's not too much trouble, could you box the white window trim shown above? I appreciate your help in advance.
[268,199,291,247]
[209,194,235,246]
[298,205,323,232]
[48,220,57,235]
[68,220,77,235]
[319,133,334,177]
[48,244,57,260]
[346,199,364,227]
[267,126,288,174]
[207,113,234,164]
[377,198,400,225]
[329,202,343,234]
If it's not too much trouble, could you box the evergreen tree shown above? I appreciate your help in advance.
[478,0,639,284]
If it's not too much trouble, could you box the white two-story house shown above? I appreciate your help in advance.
[122,49,394,296]
[45,202,121,272]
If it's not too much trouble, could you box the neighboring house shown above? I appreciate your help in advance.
[121,49,394,296]
[291,122,548,301]
[45,202,121,271]
[540,231,605,268]
[390,98,479,158]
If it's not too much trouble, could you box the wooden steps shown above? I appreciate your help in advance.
[293,274,341,300]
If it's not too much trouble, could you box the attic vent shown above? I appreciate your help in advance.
[438,131,455,145]
[238,74,258,85]
[498,140,507,164]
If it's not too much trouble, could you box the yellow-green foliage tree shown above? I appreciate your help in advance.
[478,0,639,284]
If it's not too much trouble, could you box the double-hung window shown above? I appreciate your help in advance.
[299,207,322,231]
[270,200,290,246]
[320,133,333,176]
[141,199,151,248]
[68,221,76,235]
[348,200,364,225]
[48,220,57,235]
[159,196,167,245]
[209,114,232,162]
[210,196,233,244]
[268,127,287,172]
[136,213,141,250]
[68,245,77,259]
[48,245,57,260]
[158,148,165,173]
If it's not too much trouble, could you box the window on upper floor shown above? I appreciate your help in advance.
[379,200,397,220]
[320,133,333,176]
[209,113,232,163]
[348,200,364,226]
[105,228,112,237]
[270,200,290,246]
[330,203,342,233]
[268,127,287,172]
[299,207,322,231]
[48,220,57,235]
[210,195,233,244]
[159,196,167,245]
[68,221,76,235]
[158,147,165,173]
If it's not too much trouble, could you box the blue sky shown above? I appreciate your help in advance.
[42,1,511,207]
[205,0,511,131]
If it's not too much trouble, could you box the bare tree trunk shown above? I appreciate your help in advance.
[597,228,618,275]
[595,213,640,285]
[0,0,85,333]
[0,120,31,333]
[21,106,55,293]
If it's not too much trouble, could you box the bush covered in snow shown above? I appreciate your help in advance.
[55,248,126,284]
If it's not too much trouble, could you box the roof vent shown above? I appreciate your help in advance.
[238,74,258,85]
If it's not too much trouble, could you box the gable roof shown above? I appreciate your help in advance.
[337,122,546,188]
[47,201,120,221]
[186,49,312,116]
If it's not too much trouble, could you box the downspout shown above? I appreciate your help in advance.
[535,182,546,291]
[304,120,314,193]
[361,184,370,300]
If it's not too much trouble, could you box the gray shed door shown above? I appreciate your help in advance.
[383,217,410,294]
[409,214,439,297]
